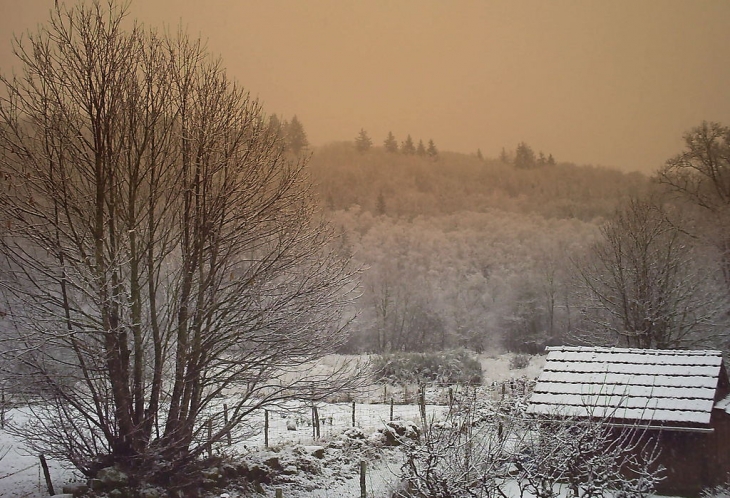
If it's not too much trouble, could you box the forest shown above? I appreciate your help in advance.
[305,130,730,354]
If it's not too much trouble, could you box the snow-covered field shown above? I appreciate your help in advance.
[0,352,541,497]
[0,401,453,497]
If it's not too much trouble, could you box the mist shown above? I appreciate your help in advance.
[1,0,729,172]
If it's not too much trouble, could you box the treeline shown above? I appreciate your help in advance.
[309,123,730,355]
[305,141,652,353]
[308,141,648,222]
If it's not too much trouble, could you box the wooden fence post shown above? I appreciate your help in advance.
[0,386,5,429]
[275,488,283,498]
[264,409,269,448]
[351,401,356,427]
[389,397,394,421]
[314,405,321,439]
[39,454,54,496]
[360,460,367,498]
[223,404,232,446]
[311,404,320,439]
[206,419,213,458]
[419,385,426,426]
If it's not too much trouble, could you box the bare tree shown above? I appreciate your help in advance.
[515,415,663,498]
[396,390,663,498]
[575,198,726,349]
[657,121,730,293]
[0,0,358,486]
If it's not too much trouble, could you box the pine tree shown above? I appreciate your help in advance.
[355,128,373,152]
[476,148,484,161]
[427,139,438,159]
[384,131,398,153]
[417,139,426,156]
[514,142,536,169]
[376,190,386,215]
[401,134,416,155]
[286,115,309,154]
[499,147,510,164]
[267,113,284,146]
[547,153,556,166]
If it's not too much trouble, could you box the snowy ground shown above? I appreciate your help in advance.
[0,401,451,497]
[0,352,541,497]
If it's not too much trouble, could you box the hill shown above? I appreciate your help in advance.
[307,142,649,222]
[305,143,651,354]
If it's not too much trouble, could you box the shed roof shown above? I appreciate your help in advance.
[526,346,725,426]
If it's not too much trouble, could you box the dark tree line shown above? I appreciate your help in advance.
[268,113,309,154]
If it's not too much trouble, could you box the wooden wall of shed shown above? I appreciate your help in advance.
[710,410,730,487]
[653,430,714,496]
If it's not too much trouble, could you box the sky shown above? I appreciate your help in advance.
[1,1,729,173]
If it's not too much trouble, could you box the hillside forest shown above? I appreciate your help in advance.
[300,126,730,354]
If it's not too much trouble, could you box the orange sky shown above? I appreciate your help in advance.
[1,0,729,173]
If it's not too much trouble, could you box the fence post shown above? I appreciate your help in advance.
[389,397,394,421]
[360,460,367,498]
[314,405,321,439]
[39,454,54,496]
[275,488,283,498]
[419,385,426,426]
[264,409,269,448]
[223,404,232,446]
[383,384,387,403]
[206,419,213,458]
[0,386,5,429]
[351,401,356,427]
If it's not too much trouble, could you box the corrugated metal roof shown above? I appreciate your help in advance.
[526,346,724,426]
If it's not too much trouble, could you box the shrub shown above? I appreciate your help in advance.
[703,483,730,498]
[509,354,531,370]
[372,350,482,385]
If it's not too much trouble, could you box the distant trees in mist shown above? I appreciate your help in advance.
[310,122,730,354]
[267,113,309,154]
[376,130,439,159]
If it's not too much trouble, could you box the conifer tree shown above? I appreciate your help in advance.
[401,134,416,155]
[514,142,536,169]
[355,128,373,152]
[286,115,309,154]
[384,131,398,153]
[499,147,510,164]
[417,139,426,156]
[427,139,439,159]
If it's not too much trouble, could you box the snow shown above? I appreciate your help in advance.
[531,346,725,425]
[0,401,448,497]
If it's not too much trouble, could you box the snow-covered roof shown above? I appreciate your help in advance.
[526,346,725,426]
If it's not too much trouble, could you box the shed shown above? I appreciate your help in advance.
[527,346,730,495]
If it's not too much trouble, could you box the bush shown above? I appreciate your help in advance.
[372,350,482,385]
[703,483,730,498]
[509,354,531,370]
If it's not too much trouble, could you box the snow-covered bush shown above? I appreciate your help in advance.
[372,350,483,385]
[515,417,664,498]
[396,394,515,497]
[396,391,664,498]
[509,353,531,370]
[702,482,730,498]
